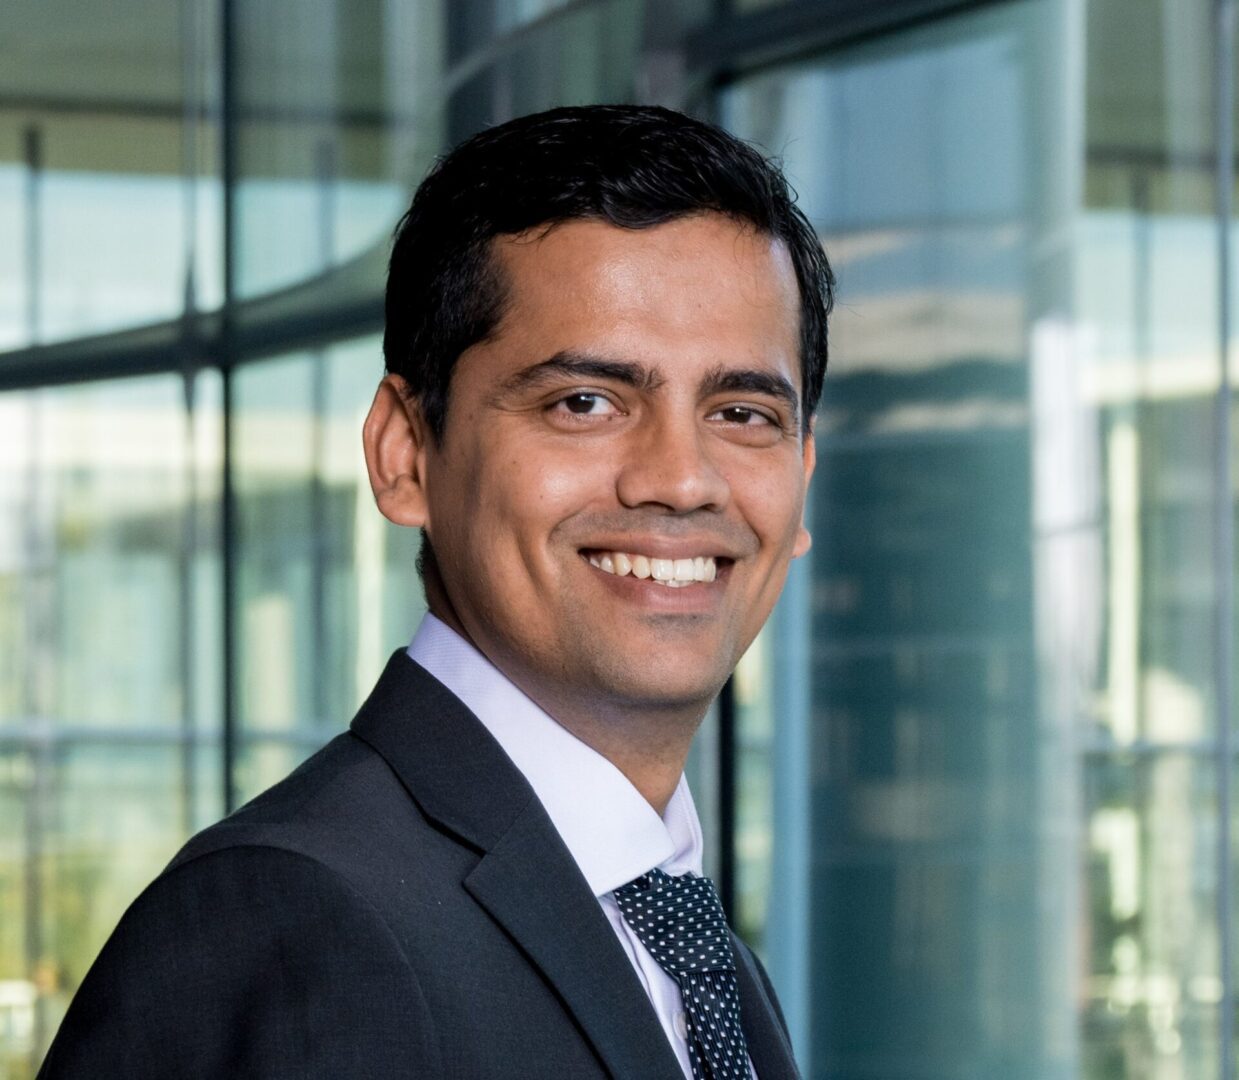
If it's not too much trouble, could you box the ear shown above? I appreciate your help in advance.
[792,422,815,559]
[362,374,431,528]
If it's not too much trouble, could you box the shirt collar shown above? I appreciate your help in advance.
[407,613,703,896]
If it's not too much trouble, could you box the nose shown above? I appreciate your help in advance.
[614,412,730,513]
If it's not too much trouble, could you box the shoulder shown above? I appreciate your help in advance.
[169,731,429,882]
[166,728,477,912]
[41,842,442,1078]
[40,731,461,1077]
[173,731,399,858]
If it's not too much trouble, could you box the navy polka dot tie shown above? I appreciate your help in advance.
[613,868,750,1079]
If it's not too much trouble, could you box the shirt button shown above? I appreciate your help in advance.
[674,1011,689,1041]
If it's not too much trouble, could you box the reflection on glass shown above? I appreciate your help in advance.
[0,372,223,1077]
[0,124,26,351]
[494,0,585,32]
[232,0,443,298]
[445,2,704,143]
[0,1,221,347]
[1069,2,1222,1070]
[726,0,1227,1076]
[1075,0,1219,752]
[233,339,423,800]
[1083,755,1219,1078]
[726,5,1045,1071]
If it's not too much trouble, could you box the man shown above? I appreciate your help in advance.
[39,104,833,1078]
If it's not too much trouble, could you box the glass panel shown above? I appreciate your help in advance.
[443,0,709,84]
[0,376,223,729]
[1082,0,1219,752]
[232,338,423,801]
[0,371,223,1077]
[1082,753,1220,1078]
[0,0,222,347]
[0,119,28,352]
[445,1,711,144]
[499,4,644,112]
[232,0,444,298]
[732,627,775,949]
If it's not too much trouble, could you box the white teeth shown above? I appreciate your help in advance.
[587,551,719,586]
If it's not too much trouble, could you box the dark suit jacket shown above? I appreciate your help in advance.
[39,651,800,1078]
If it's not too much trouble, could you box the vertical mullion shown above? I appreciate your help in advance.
[309,138,336,729]
[220,0,239,814]
[221,368,236,813]
[22,125,41,344]
[717,675,737,922]
[177,0,199,840]
[20,121,48,1073]
[1215,3,1236,1078]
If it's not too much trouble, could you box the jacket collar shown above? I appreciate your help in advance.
[406,613,703,897]
[350,650,684,1079]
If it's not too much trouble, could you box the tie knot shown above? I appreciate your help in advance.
[613,868,736,977]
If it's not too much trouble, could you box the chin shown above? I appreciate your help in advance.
[589,659,728,715]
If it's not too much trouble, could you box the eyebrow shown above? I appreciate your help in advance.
[498,349,801,424]
[498,350,664,394]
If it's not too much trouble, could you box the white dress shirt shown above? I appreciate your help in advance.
[408,613,753,1079]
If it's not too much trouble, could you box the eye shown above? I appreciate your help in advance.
[552,392,619,417]
[710,405,775,426]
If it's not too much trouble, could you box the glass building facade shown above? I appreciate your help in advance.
[2,0,1238,1077]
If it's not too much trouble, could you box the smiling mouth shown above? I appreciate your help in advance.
[581,550,729,588]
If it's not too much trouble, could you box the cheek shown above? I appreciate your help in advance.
[733,455,808,551]
[496,438,616,506]
[469,440,615,552]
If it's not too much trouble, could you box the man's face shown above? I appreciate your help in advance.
[419,213,813,718]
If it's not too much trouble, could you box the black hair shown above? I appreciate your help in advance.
[384,103,834,440]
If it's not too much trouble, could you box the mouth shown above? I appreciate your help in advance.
[580,549,732,588]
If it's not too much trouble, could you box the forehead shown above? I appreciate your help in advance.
[486,214,801,366]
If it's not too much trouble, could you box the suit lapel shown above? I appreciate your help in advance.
[351,651,683,1079]
[732,937,801,1079]
[466,801,684,1079]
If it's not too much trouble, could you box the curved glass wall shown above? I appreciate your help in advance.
[0,2,715,1074]
[726,7,1054,1072]
[727,0,1236,1077]
[4,1,1239,1078]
